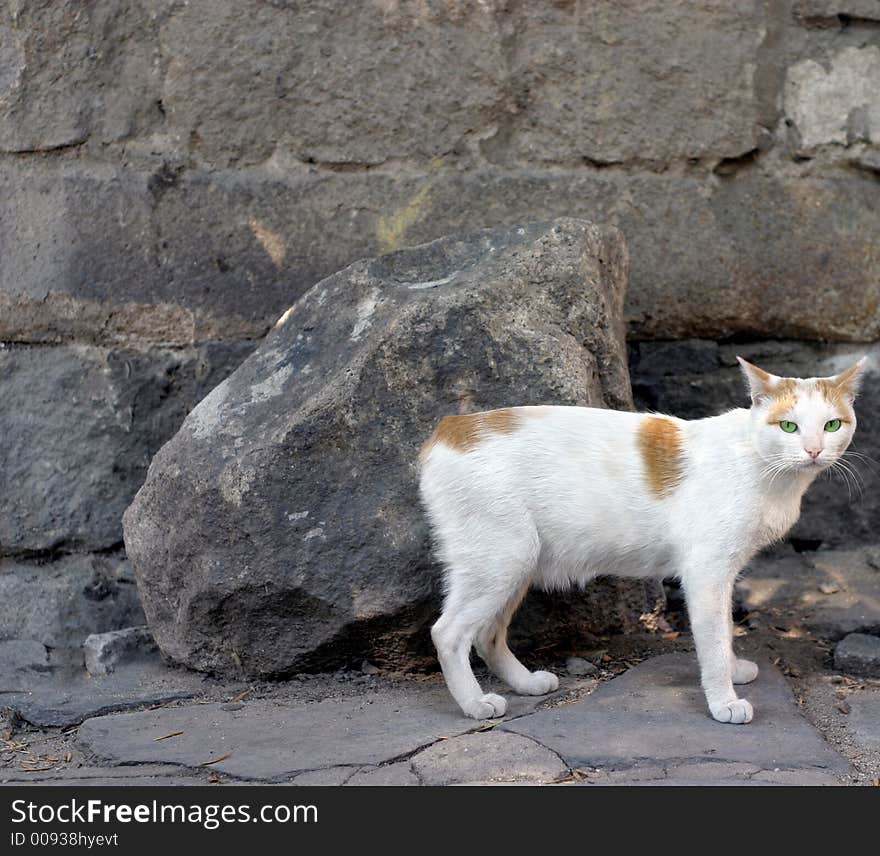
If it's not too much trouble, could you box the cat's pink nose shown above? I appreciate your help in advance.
[806,448,822,459]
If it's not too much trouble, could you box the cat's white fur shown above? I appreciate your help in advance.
[419,357,866,724]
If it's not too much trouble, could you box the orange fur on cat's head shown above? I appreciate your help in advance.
[816,359,866,415]
[738,355,867,423]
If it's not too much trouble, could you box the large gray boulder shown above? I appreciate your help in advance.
[124,219,645,678]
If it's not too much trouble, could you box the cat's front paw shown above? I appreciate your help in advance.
[710,698,753,725]
[732,658,759,685]
[514,670,559,696]
[462,693,507,720]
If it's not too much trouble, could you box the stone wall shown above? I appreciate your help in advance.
[1,1,878,652]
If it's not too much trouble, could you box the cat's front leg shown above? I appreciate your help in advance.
[682,569,753,724]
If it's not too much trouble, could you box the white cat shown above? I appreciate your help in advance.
[418,357,866,724]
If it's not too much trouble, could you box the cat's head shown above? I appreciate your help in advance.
[737,356,867,474]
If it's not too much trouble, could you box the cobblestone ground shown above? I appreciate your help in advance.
[2,545,878,787]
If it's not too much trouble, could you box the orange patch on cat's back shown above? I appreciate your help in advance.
[637,416,684,498]
[420,408,519,461]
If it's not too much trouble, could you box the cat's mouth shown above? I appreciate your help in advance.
[799,457,831,471]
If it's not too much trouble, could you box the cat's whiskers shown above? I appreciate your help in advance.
[827,457,862,500]
[759,454,799,489]
[760,465,784,488]
[842,449,879,475]
[766,465,791,489]
[836,452,865,484]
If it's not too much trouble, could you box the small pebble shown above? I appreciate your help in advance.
[566,657,598,677]
[834,633,880,679]
[0,707,17,742]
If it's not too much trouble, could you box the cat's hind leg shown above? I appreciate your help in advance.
[431,520,540,719]
[732,658,759,685]
[431,577,516,719]
[475,581,559,696]
[726,589,758,685]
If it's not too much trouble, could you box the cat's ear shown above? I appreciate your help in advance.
[736,356,780,405]
[827,356,868,402]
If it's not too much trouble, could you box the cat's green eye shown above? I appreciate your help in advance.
[825,419,842,432]
[779,421,798,433]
